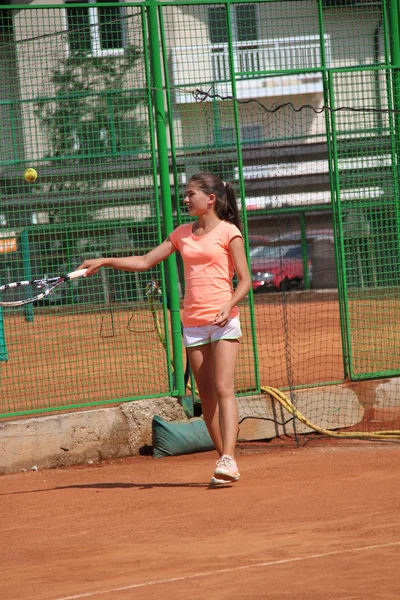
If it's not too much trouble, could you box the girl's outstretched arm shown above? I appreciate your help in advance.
[78,238,176,276]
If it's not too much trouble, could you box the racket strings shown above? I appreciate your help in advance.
[0,280,52,305]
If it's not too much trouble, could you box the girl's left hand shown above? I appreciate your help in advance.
[212,304,232,327]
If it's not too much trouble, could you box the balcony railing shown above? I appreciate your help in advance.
[211,36,330,80]
[171,35,330,102]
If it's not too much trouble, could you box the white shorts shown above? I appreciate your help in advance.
[183,317,242,348]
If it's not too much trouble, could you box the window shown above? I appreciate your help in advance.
[235,4,258,43]
[65,0,125,56]
[208,4,259,79]
[0,10,13,34]
[249,245,310,260]
[208,4,258,46]
[216,125,263,146]
[241,124,263,144]
[323,0,362,6]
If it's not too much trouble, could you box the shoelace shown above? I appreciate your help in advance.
[216,455,235,469]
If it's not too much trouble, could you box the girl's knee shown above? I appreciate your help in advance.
[215,385,236,402]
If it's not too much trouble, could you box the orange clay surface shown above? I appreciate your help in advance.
[0,295,345,415]
[2,440,400,600]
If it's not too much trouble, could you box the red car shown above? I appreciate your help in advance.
[248,230,333,292]
[250,243,312,292]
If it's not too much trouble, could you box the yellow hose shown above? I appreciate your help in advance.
[261,385,400,440]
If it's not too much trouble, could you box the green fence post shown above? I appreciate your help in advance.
[0,307,8,362]
[300,213,310,291]
[387,0,400,267]
[388,0,400,152]
[21,228,34,323]
[388,0,400,123]
[318,0,351,378]
[147,0,185,397]
[225,2,260,392]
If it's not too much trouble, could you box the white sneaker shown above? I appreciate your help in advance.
[213,455,240,482]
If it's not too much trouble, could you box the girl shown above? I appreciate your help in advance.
[78,172,251,485]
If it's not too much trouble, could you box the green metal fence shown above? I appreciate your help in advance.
[1,0,400,436]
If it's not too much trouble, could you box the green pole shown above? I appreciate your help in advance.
[225,3,260,392]
[158,8,182,225]
[141,6,174,392]
[147,0,185,397]
[106,93,117,155]
[299,213,310,290]
[21,228,34,323]
[212,93,221,148]
[318,0,350,377]
[0,307,8,362]
[326,71,352,378]
[387,0,400,271]
[382,0,400,288]
[388,0,400,118]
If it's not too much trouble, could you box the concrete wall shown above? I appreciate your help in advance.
[0,397,186,475]
[2,377,400,474]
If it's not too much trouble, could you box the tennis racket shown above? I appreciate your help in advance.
[0,269,87,307]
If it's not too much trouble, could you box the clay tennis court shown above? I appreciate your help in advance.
[2,440,400,600]
[2,292,399,599]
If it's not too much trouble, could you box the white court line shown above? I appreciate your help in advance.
[54,540,400,600]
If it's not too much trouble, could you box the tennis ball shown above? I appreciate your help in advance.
[24,168,38,183]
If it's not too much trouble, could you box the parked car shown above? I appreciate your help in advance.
[250,243,312,292]
[248,229,333,292]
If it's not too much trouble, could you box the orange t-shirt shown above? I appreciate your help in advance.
[169,220,243,327]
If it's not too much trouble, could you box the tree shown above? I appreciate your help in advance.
[35,44,147,190]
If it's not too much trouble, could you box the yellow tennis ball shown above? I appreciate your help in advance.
[24,168,38,183]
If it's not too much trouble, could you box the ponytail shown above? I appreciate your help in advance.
[188,172,242,231]
[220,181,242,231]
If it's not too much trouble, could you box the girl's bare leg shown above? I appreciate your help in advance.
[212,339,240,457]
[187,345,223,456]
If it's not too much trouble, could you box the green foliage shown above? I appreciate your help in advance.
[35,45,147,161]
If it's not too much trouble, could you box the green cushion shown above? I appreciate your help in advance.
[152,415,215,458]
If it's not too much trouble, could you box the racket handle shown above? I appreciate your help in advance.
[68,269,88,280]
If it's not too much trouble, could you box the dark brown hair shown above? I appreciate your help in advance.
[188,172,242,231]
